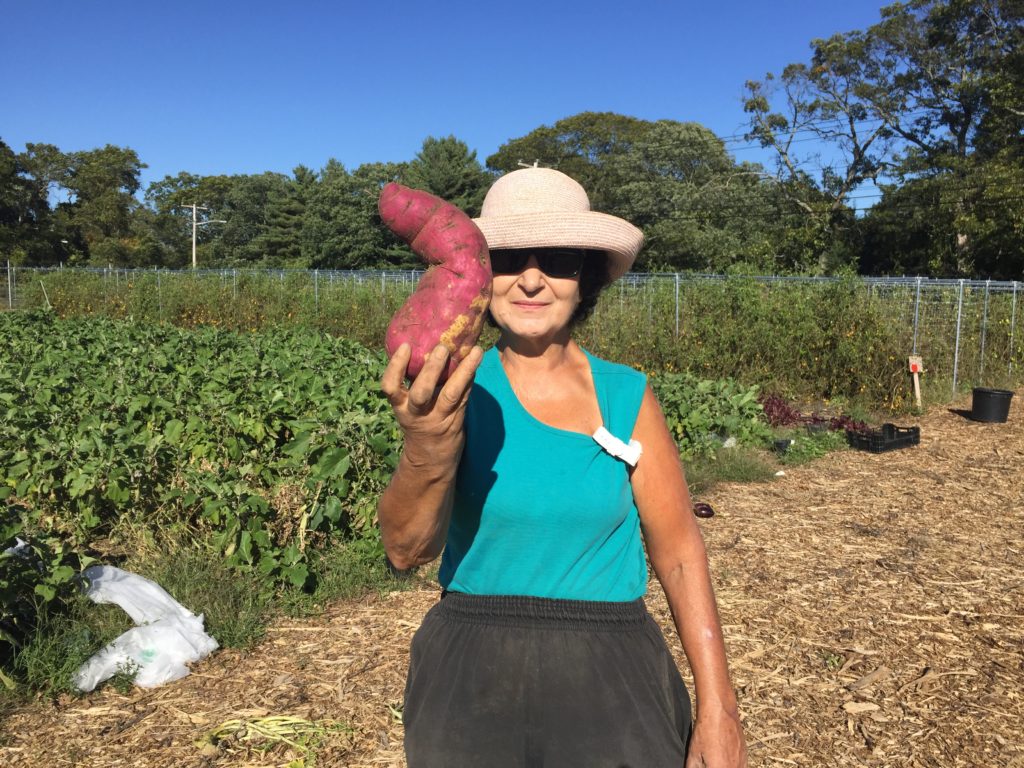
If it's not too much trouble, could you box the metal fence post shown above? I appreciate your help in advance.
[6,261,11,309]
[15,269,1024,391]
[979,279,990,378]
[674,273,680,338]
[912,277,921,354]
[646,278,653,325]
[952,279,965,395]
[1010,281,1019,377]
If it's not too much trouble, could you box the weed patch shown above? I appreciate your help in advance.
[777,430,850,466]
[132,544,272,650]
[1,596,130,702]
[685,448,778,496]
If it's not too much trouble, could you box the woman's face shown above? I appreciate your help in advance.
[488,251,582,343]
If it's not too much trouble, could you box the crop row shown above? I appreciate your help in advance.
[1,311,769,671]
[18,269,1024,407]
[1,312,399,663]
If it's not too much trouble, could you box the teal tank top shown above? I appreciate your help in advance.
[438,346,649,601]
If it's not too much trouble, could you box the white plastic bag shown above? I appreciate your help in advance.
[3,537,30,557]
[73,565,219,692]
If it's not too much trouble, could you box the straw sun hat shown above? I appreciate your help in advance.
[472,167,643,282]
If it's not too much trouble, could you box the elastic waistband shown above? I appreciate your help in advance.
[434,592,649,631]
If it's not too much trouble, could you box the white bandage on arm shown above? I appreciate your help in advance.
[592,426,642,467]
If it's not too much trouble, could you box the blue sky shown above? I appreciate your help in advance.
[3,0,892,194]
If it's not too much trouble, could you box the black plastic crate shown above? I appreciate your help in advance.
[846,423,920,453]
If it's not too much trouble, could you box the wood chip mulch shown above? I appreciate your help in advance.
[2,391,1022,767]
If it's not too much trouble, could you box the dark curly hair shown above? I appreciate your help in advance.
[572,250,611,326]
[485,250,610,330]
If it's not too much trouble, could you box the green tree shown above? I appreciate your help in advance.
[301,160,408,269]
[486,112,655,213]
[0,140,41,263]
[18,143,67,206]
[491,114,802,273]
[605,121,784,271]
[402,136,491,215]
[862,153,1024,279]
[292,164,319,207]
[743,49,893,272]
[746,0,1024,277]
[955,152,1024,279]
[256,172,307,267]
[130,206,187,268]
[863,0,1022,172]
[60,145,147,265]
[355,161,417,266]
[144,172,236,268]
[202,173,294,267]
[858,179,956,275]
[261,192,304,266]
[1,142,77,265]
[146,172,235,215]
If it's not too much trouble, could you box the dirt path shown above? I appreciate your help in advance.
[3,392,1022,767]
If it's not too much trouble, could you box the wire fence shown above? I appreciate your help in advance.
[4,263,1021,401]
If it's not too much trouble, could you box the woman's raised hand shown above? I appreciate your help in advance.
[381,343,483,455]
[378,343,483,569]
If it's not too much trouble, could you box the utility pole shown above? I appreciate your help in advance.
[182,203,226,268]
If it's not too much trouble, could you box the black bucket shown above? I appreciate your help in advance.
[971,387,1014,423]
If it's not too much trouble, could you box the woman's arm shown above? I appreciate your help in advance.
[631,385,747,768]
[377,343,482,570]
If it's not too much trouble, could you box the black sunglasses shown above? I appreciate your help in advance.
[488,248,591,279]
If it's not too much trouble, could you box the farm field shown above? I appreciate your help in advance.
[19,266,1024,408]
[2,390,1021,767]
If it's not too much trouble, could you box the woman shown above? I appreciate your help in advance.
[379,167,747,767]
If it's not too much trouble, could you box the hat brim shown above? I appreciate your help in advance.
[472,211,643,282]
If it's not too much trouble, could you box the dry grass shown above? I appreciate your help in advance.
[2,390,1022,767]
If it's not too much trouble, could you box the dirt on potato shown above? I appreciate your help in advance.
[2,391,1022,768]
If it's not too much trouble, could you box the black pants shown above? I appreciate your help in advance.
[403,593,692,767]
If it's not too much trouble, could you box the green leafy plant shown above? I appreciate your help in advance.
[108,660,140,694]
[0,312,405,679]
[777,429,849,465]
[1,528,95,677]
[30,268,1022,408]
[1,595,131,699]
[650,372,772,458]
[683,448,777,496]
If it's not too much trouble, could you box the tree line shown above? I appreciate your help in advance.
[2,0,1020,278]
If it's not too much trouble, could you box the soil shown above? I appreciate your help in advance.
[2,390,1022,767]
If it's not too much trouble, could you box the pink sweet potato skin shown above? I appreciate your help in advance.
[379,183,491,381]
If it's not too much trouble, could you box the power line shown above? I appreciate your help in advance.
[614,170,1024,202]
[543,109,951,158]
[714,108,934,145]
[642,189,1024,224]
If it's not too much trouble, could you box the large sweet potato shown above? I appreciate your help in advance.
[378,183,491,381]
